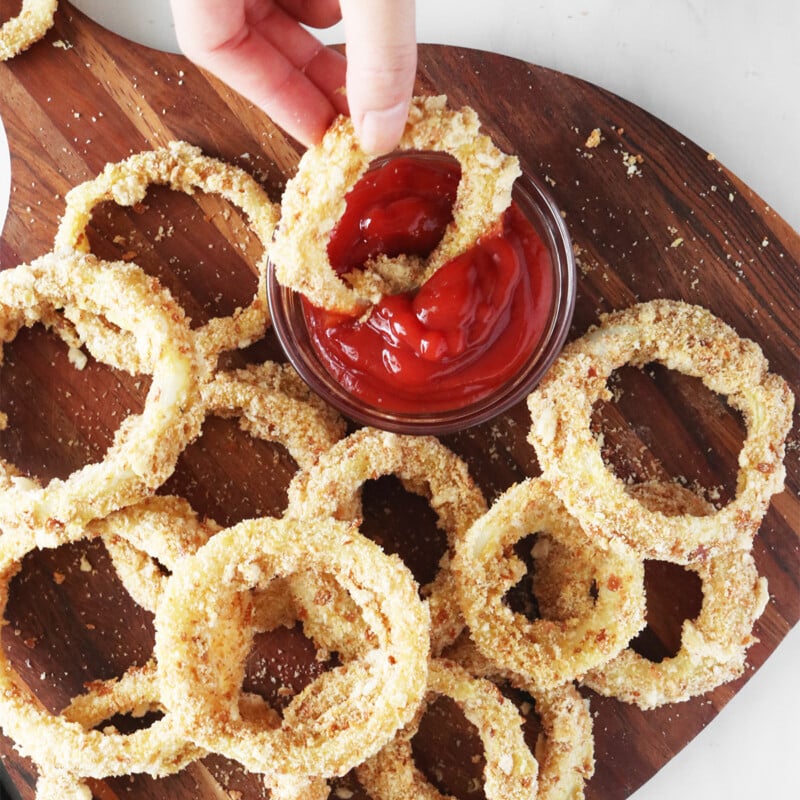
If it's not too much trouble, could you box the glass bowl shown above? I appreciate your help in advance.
[267,155,576,435]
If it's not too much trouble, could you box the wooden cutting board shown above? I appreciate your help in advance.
[0,3,798,799]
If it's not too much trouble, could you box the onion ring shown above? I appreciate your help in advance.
[0,0,57,61]
[452,477,646,692]
[271,94,521,313]
[444,635,595,800]
[0,251,205,544]
[576,482,770,708]
[154,515,430,779]
[527,299,794,562]
[286,426,488,654]
[0,530,203,781]
[356,658,539,800]
[201,361,347,470]
[53,140,280,367]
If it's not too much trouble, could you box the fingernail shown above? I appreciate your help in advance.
[358,101,409,155]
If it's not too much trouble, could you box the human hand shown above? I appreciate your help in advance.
[170,0,417,154]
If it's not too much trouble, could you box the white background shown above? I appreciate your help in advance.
[4,2,799,798]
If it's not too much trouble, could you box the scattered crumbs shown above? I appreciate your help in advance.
[545,175,557,187]
[622,151,643,177]
[79,554,94,573]
[585,128,602,148]
[707,152,716,161]
[670,237,684,248]
[52,40,73,50]
[334,789,354,800]
[761,237,769,248]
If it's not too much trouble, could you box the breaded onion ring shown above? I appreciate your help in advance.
[0,252,205,544]
[154,515,430,780]
[452,478,646,692]
[53,140,280,367]
[271,95,521,313]
[577,483,769,708]
[444,635,595,800]
[287,426,487,654]
[0,531,202,782]
[201,361,347,469]
[0,0,57,61]
[527,299,794,563]
[356,658,539,800]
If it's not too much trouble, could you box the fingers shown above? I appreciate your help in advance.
[340,0,417,154]
[170,0,346,146]
[170,0,417,152]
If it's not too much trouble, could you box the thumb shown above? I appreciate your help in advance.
[340,0,417,155]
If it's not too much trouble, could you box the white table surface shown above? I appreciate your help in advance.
[6,2,800,798]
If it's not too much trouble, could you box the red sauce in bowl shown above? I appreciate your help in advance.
[301,154,555,413]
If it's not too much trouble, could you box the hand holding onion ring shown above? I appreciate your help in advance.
[271,94,521,313]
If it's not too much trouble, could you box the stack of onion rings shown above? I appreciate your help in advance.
[287,426,488,654]
[0,114,792,800]
[271,95,521,313]
[452,477,646,692]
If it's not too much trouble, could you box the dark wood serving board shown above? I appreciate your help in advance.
[0,3,798,799]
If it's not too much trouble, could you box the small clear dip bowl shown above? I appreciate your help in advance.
[268,154,576,435]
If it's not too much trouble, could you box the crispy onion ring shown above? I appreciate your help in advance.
[53,140,280,367]
[356,658,539,800]
[0,531,202,781]
[154,515,430,779]
[575,482,770,708]
[201,361,347,469]
[452,477,646,692]
[444,635,595,800]
[0,252,205,543]
[527,299,794,562]
[0,0,57,61]
[271,94,521,313]
[287,426,487,654]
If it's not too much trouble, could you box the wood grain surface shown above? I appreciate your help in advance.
[1,3,798,799]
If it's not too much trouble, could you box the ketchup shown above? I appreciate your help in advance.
[302,154,554,413]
